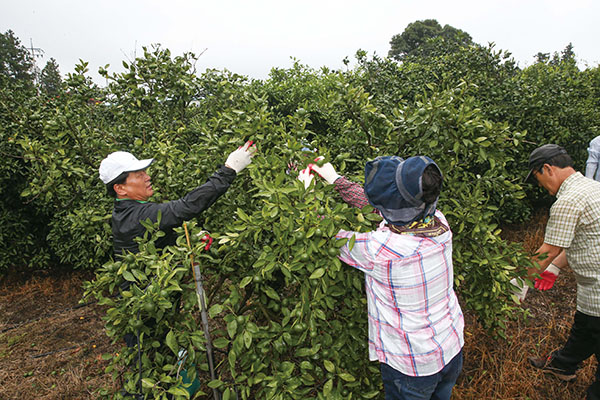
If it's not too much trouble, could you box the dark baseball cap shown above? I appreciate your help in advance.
[524,144,568,183]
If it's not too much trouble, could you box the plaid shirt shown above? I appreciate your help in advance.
[545,172,600,316]
[333,177,464,376]
[334,176,371,209]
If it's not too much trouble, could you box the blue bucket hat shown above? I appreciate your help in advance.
[364,156,442,226]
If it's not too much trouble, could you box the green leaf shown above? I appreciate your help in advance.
[264,287,280,301]
[309,268,325,280]
[338,372,355,382]
[323,378,333,397]
[300,361,313,370]
[209,304,223,318]
[365,212,381,221]
[314,309,326,320]
[122,270,135,282]
[227,319,238,338]
[295,348,315,357]
[141,378,156,388]
[239,276,252,288]
[323,359,335,373]
[208,379,223,389]
[165,330,178,355]
[228,350,237,368]
[213,337,230,349]
[348,234,356,251]
[131,269,147,281]
[362,390,381,398]
[243,331,252,348]
[167,387,190,397]
[237,207,249,221]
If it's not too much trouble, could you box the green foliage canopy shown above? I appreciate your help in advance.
[2,27,600,399]
[388,19,474,61]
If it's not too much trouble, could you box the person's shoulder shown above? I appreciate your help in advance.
[556,174,600,206]
[435,209,446,221]
[572,173,600,192]
[434,210,452,229]
[590,135,600,147]
[114,199,158,213]
[579,178,600,202]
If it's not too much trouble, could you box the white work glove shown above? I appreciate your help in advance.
[535,263,560,291]
[309,157,340,185]
[298,167,314,189]
[225,141,257,173]
[510,278,529,303]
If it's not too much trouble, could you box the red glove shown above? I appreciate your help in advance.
[534,264,560,290]
[200,234,213,251]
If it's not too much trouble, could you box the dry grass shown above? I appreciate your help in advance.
[0,211,596,399]
[453,271,594,400]
[0,270,119,399]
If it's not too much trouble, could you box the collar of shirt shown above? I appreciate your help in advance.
[115,198,149,204]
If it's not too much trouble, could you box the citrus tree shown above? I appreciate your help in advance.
[83,70,386,397]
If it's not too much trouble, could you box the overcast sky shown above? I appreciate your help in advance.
[2,0,599,84]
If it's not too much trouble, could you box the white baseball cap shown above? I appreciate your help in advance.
[99,151,154,184]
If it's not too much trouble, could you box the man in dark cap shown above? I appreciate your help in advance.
[304,156,464,400]
[525,144,600,400]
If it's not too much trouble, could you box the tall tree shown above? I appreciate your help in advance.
[561,42,575,62]
[0,30,50,271]
[548,43,577,67]
[40,57,62,97]
[534,52,550,64]
[388,19,473,61]
[0,30,34,85]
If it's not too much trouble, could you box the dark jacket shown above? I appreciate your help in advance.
[112,166,236,255]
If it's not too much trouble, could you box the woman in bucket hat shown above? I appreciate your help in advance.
[303,155,464,400]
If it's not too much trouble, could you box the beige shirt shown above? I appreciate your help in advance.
[545,172,600,316]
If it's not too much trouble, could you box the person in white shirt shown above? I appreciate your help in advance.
[585,135,600,181]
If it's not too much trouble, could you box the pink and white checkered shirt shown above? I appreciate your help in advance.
[334,177,464,376]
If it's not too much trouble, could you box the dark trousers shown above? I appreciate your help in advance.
[552,311,600,400]
[380,350,463,400]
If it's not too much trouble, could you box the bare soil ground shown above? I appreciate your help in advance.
[0,269,119,399]
[0,211,596,399]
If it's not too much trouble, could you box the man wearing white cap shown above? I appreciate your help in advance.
[99,141,256,255]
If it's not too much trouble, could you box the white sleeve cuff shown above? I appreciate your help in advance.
[546,263,560,276]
